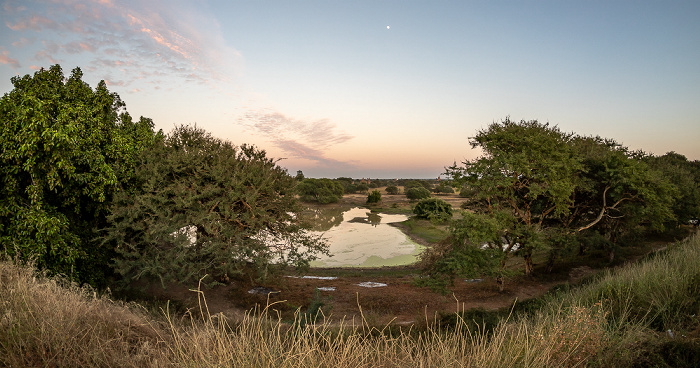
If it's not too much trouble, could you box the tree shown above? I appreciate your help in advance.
[445,118,678,276]
[0,65,156,285]
[104,125,328,286]
[645,152,700,227]
[413,198,453,222]
[445,118,582,275]
[296,178,345,203]
[563,136,677,260]
[367,190,382,204]
[385,185,399,195]
[433,182,454,194]
[406,187,431,201]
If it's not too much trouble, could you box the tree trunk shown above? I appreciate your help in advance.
[546,249,556,273]
[496,275,505,292]
[524,252,534,276]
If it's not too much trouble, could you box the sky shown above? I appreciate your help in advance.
[1,0,699,179]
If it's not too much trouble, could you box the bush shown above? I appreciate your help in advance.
[367,190,382,204]
[413,198,453,222]
[406,187,432,201]
[385,185,399,195]
[297,178,345,203]
[433,183,454,194]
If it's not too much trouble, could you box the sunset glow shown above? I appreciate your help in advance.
[1,1,698,178]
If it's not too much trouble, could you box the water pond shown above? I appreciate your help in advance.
[306,207,424,268]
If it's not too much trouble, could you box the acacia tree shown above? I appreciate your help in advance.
[0,65,156,285]
[444,118,678,279]
[105,125,328,286]
[563,136,677,260]
[445,118,582,275]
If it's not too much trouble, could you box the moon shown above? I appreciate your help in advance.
[386,25,390,30]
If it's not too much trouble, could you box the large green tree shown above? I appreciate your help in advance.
[0,65,156,285]
[105,125,328,286]
[444,118,678,277]
[445,118,582,275]
[563,136,677,260]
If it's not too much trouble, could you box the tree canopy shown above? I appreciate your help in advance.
[104,125,327,286]
[296,178,345,204]
[0,65,156,284]
[443,118,679,277]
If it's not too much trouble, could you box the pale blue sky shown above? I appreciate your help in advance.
[1,0,699,178]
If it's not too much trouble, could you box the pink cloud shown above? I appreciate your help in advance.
[0,50,21,69]
[2,0,241,90]
[6,15,56,31]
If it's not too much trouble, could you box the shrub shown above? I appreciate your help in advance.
[413,198,453,222]
[385,185,399,195]
[406,187,431,201]
[367,190,382,204]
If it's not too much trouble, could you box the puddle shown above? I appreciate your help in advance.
[248,286,280,295]
[357,282,388,288]
[317,287,336,291]
[308,207,424,267]
[286,275,338,280]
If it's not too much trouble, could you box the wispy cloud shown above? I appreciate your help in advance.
[2,0,241,89]
[241,111,355,170]
[0,48,21,68]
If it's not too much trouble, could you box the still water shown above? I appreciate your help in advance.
[306,207,425,267]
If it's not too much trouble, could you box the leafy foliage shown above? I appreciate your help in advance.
[433,182,454,194]
[0,65,156,285]
[104,125,327,286]
[443,118,678,277]
[296,178,345,203]
[385,185,399,195]
[366,190,382,204]
[645,152,700,227]
[406,186,432,201]
[412,198,453,222]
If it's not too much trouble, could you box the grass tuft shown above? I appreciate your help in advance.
[2,233,699,367]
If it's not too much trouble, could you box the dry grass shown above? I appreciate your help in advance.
[2,233,698,367]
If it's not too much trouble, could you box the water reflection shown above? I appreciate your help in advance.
[308,207,424,268]
[301,206,345,232]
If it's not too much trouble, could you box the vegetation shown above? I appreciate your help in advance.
[435,118,692,286]
[412,198,453,222]
[366,189,382,204]
[0,65,157,286]
[406,186,432,201]
[0,66,329,289]
[104,125,328,286]
[297,178,345,203]
[3,234,698,367]
[385,185,399,195]
[432,181,454,194]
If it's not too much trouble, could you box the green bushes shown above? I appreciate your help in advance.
[297,178,345,203]
[366,190,382,204]
[406,187,431,201]
[413,198,453,222]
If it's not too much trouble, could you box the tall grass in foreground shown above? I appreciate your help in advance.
[2,234,698,367]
